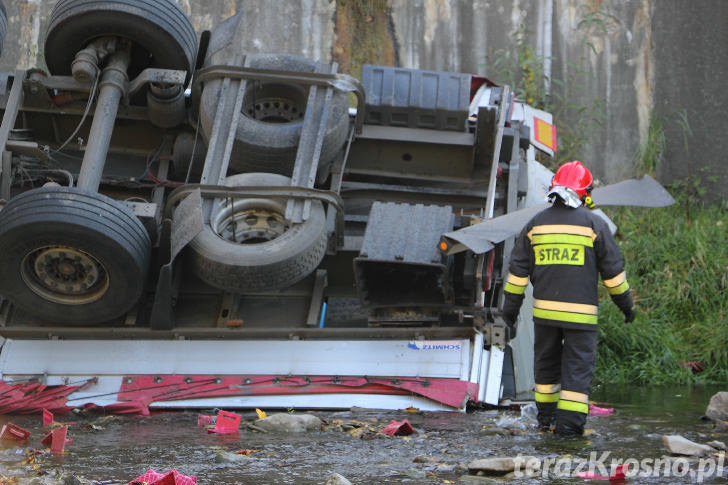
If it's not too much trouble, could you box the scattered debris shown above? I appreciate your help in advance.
[662,435,716,456]
[207,410,241,435]
[0,423,31,441]
[589,403,614,416]
[196,414,215,427]
[577,463,628,480]
[43,409,54,427]
[40,426,72,453]
[128,468,196,485]
[679,361,704,373]
[255,408,267,419]
[324,472,352,485]
[705,392,728,421]
[253,413,323,433]
[379,419,416,437]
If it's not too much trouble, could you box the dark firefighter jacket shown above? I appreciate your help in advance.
[503,202,633,330]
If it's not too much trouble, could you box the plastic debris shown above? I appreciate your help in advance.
[41,425,71,453]
[577,463,628,481]
[679,361,704,373]
[197,414,216,427]
[380,419,416,436]
[0,423,31,441]
[43,408,54,426]
[207,410,241,434]
[235,449,260,456]
[589,403,615,416]
[128,468,197,485]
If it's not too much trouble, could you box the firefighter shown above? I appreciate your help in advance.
[502,160,635,437]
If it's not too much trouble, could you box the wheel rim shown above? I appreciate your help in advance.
[21,246,109,305]
[211,199,290,245]
[242,83,307,124]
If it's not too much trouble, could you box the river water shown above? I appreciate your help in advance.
[0,385,725,484]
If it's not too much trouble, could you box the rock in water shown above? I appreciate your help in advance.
[254,413,323,432]
[468,457,516,473]
[705,392,728,421]
[662,435,715,456]
[324,472,352,485]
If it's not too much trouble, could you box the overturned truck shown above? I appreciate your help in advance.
[0,0,581,413]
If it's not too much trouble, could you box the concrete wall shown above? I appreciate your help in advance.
[1,0,724,198]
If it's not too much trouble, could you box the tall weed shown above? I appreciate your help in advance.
[596,203,728,384]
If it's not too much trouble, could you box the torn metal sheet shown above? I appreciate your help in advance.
[442,175,674,255]
[590,174,675,207]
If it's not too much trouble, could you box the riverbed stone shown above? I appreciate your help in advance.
[215,450,253,463]
[324,472,352,485]
[467,457,516,473]
[705,392,728,421]
[254,412,323,432]
[413,454,438,463]
[457,475,501,483]
[662,435,715,456]
[707,440,727,450]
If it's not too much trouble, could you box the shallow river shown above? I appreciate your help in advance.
[1,385,726,484]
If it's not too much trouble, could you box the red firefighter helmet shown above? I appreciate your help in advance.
[550,160,593,199]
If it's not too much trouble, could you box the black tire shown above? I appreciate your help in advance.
[44,0,197,84]
[199,53,350,177]
[188,173,328,293]
[0,187,151,325]
[0,1,7,58]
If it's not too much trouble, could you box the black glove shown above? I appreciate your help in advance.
[623,308,636,323]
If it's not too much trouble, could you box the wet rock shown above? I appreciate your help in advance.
[707,440,727,450]
[254,413,323,432]
[61,475,82,485]
[468,457,516,473]
[479,426,509,436]
[324,472,352,485]
[457,475,501,483]
[28,479,63,485]
[662,435,715,456]
[215,450,253,463]
[413,454,437,464]
[706,392,728,421]
[404,468,427,479]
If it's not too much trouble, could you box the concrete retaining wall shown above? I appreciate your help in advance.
[1,0,724,198]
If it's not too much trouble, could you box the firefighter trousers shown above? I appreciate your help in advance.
[533,324,597,436]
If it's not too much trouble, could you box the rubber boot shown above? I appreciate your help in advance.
[554,408,586,437]
[536,402,557,431]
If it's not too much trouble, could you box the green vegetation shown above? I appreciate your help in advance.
[596,198,728,385]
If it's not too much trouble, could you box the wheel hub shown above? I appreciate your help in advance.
[21,246,109,304]
[216,208,290,245]
[242,83,307,124]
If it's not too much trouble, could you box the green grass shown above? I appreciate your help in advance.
[595,201,728,385]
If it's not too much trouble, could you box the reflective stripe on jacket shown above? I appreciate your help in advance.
[503,203,633,330]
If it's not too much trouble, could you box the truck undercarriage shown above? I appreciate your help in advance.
[2,1,669,413]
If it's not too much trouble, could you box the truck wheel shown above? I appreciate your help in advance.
[44,0,197,84]
[199,54,350,177]
[0,1,7,58]
[0,187,151,325]
[189,173,328,293]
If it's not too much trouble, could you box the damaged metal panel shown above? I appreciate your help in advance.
[355,202,454,308]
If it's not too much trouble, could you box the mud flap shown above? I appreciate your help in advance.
[150,189,204,329]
